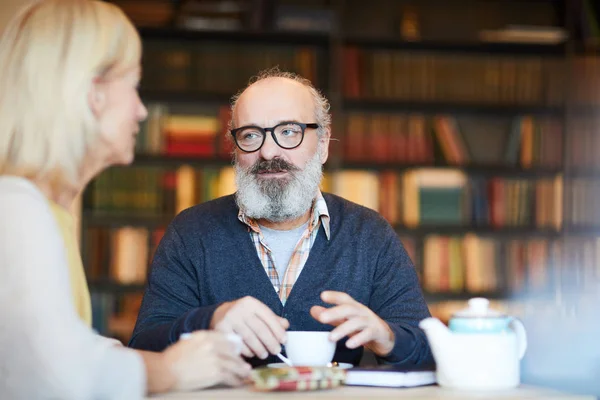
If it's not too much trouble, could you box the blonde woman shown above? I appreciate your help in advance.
[0,0,250,398]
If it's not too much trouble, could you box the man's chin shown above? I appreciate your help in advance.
[255,174,292,184]
[256,179,291,193]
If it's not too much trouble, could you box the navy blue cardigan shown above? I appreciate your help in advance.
[129,193,434,368]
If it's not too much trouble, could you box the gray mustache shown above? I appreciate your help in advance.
[251,158,298,174]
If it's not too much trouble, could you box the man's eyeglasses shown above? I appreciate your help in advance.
[230,121,319,153]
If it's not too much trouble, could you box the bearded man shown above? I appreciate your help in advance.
[129,69,434,368]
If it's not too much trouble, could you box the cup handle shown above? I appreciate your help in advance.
[226,333,244,355]
[509,317,527,360]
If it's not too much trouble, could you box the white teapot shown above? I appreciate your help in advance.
[419,297,527,390]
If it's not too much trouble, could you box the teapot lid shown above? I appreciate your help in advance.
[449,298,516,334]
[452,298,504,318]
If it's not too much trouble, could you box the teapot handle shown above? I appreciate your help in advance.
[509,317,527,360]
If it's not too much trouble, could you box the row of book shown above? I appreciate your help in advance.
[139,42,600,107]
[87,230,600,342]
[422,235,559,294]
[344,50,600,106]
[85,166,236,217]
[423,235,600,297]
[566,117,600,170]
[91,292,143,343]
[336,169,563,230]
[559,236,600,292]
[86,166,566,229]
[344,113,563,168]
[570,56,600,106]
[84,226,164,284]
[142,42,321,95]
[84,232,553,297]
[565,179,600,228]
[138,103,567,170]
[86,231,600,334]
[136,104,232,157]
[85,228,600,298]
[343,48,565,106]
[88,163,600,231]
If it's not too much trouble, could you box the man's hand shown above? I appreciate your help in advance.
[211,296,289,359]
[310,291,395,357]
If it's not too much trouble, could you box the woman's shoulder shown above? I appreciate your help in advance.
[0,176,55,232]
[0,175,68,298]
[0,175,46,204]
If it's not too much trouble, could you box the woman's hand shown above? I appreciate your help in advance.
[161,331,251,392]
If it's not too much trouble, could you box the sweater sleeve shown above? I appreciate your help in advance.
[0,185,146,400]
[368,221,436,367]
[129,221,221,351]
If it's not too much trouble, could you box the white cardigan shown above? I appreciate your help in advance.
[0,176,146,399]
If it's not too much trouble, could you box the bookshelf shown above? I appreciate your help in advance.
[83,0,600,343]
[342,100,564,116]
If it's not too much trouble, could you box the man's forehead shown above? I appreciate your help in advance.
[235,79,315,126]
[240,78,313,103]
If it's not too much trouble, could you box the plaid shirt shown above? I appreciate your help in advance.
[238,191,331,305]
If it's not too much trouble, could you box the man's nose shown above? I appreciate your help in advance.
[258,131,282,160]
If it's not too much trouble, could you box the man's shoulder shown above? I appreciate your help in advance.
[171,194,238,230]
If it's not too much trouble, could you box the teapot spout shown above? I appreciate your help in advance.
[419,317,452,368]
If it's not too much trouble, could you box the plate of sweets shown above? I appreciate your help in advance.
[250,365,347,392]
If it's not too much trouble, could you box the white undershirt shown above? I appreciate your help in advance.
[259,221,309,282]
[0,176,145,400]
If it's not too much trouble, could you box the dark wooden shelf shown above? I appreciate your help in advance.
[423,291,509,302]
[87,280,513,302]
[340,162,562,177]
[139,27,330,47]
[82,213,562,237]
[342,99,563,116]
[395,225,562,237]
[88,281,146,294]
[139,90,232,104]
[87,281,513,302]
[563,226,600,235]
[343,36,566,55]
[83,213,173,229]
[565,169,600,179]
[569,105,600,115]
[129,156,561,177]
[424,289,556,302]
[131,154,232,168]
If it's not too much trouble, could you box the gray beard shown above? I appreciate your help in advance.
[234,150,323,223]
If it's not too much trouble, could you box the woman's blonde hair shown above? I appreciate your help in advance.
[0,0,141,190]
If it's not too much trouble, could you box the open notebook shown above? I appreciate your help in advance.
[344,365,436,388]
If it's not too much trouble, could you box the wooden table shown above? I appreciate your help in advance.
[147,385,596,399]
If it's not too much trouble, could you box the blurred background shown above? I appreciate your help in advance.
[2,0,600,396]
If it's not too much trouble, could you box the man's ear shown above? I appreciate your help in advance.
[318,128,331,164]
[88,82,106,117]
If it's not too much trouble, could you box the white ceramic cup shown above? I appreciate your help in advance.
[284,331,336,366]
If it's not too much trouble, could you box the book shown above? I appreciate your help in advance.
[344,365,436,388]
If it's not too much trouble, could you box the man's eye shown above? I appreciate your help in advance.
[242,131,260,140]
[280,126,301,136]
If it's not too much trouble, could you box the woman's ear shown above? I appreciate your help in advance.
[88,83,106,117]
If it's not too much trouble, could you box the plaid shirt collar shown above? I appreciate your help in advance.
[237,191,331,240]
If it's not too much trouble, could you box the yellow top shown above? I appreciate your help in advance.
[49,201,93,327]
